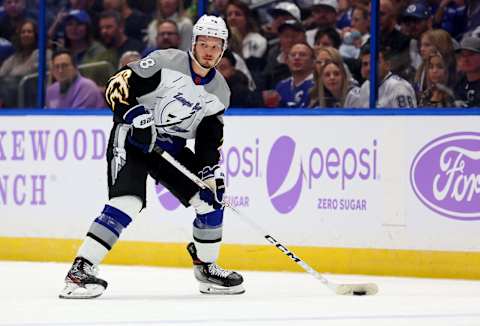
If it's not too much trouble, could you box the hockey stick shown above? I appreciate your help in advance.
[154,148,378,296]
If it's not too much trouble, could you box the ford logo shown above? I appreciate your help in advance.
[410,132,480,221]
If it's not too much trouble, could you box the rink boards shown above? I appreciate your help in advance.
[0,114,479,279]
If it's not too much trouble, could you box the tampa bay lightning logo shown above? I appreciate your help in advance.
[155,89,203,129]
[266,136,304,214]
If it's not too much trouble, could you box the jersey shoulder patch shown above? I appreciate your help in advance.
[128,49,188,78]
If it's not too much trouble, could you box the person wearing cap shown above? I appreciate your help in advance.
[62,9,107,66]
[262,19,307,89]
[263,1,301,40]
[305,0,339,47]
[400,2,433,70]
[454,36,480,107]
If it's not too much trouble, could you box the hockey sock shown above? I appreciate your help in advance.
[78,205,133,265]
[193,209,223,263]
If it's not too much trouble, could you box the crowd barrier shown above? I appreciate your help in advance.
[0,109,479,280]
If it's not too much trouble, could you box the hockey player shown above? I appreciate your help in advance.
[59,14,244,299]
[356,45,417,108]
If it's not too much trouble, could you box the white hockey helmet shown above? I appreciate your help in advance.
[192,14,229,50]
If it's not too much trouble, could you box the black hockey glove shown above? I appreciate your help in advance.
[123,104,156,154]
[198,165,225,210]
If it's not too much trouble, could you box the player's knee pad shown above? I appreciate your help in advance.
[87,196,141,251]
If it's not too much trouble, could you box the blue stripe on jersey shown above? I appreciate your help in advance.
[194,209,224,228]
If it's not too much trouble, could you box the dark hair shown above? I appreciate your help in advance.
[156,19,179,33]
[290,41,315,58]
[314,27,342,49]
[360,43,393,61]
[52,48,77,67]
[13,19,38,53]
[227,0,259,33]
[222,49,237,66]
[99,10,123,26]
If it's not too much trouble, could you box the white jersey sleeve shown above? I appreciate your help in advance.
[378,74,417,108]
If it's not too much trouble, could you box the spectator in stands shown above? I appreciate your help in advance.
[95,10,144,68]
[454,36,480,107]
[48,0,101,44]
[226,0,267,81]
[311,47,359,107]
[375,0,411,80]
[102,0,150,42]
[263,19,306,90]
[0,19,49,107]
[118,50,140,68]
[314,27,342,50]
[146,0,193,51]
[466,0,480,34]
[62,10,106,65]
[339,5,370,59]
[0,0,36,41]
[433,0,467,40]
[305,0,338,47]
[400,2,433,71]
[217,49,264,107]
[418,50,456,107]
[210,0,229,19]
[358,45,417,108]
[337,0,354,29]
[263,2,301,40]
[143,19,181,55]
[275,42,315,108]
[46,49,105,109]
[0,37,15,66]
[415,29,456,93]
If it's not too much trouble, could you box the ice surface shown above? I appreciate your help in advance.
[0,261,479,326]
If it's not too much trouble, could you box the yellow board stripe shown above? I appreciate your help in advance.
[1,237,480,280]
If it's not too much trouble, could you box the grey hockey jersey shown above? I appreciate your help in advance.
[105,48,230,169]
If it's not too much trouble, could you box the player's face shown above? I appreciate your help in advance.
[322,63,343,96]
[428,55,446,85]
[194,36,224,69]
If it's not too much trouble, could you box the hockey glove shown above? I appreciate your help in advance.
[198,165,225,209]
[123,104,156,154]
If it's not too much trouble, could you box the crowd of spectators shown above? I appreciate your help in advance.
[0,0,479,108]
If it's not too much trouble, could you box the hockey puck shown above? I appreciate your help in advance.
[352,291,367,296]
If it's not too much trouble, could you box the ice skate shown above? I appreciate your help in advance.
[187,242,245,295]
[59,257,108,299]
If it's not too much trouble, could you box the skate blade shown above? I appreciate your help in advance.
[199,282,245,295]
[59,283,106,299]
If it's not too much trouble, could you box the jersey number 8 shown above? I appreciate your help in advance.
[140,58,155,69]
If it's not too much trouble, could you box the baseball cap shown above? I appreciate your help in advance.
[278,19,305,33]
[65,9,91,25]
[268,2,301,21]
[455,36,480,53]
[402,2,431,20]
[311,0,338,12]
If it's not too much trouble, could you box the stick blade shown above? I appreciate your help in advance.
[335,283,378,296]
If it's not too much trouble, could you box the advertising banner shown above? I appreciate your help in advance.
[1,115,479,253]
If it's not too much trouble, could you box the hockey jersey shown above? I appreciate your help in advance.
[105,48,230,168]
[356,72,417,108]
